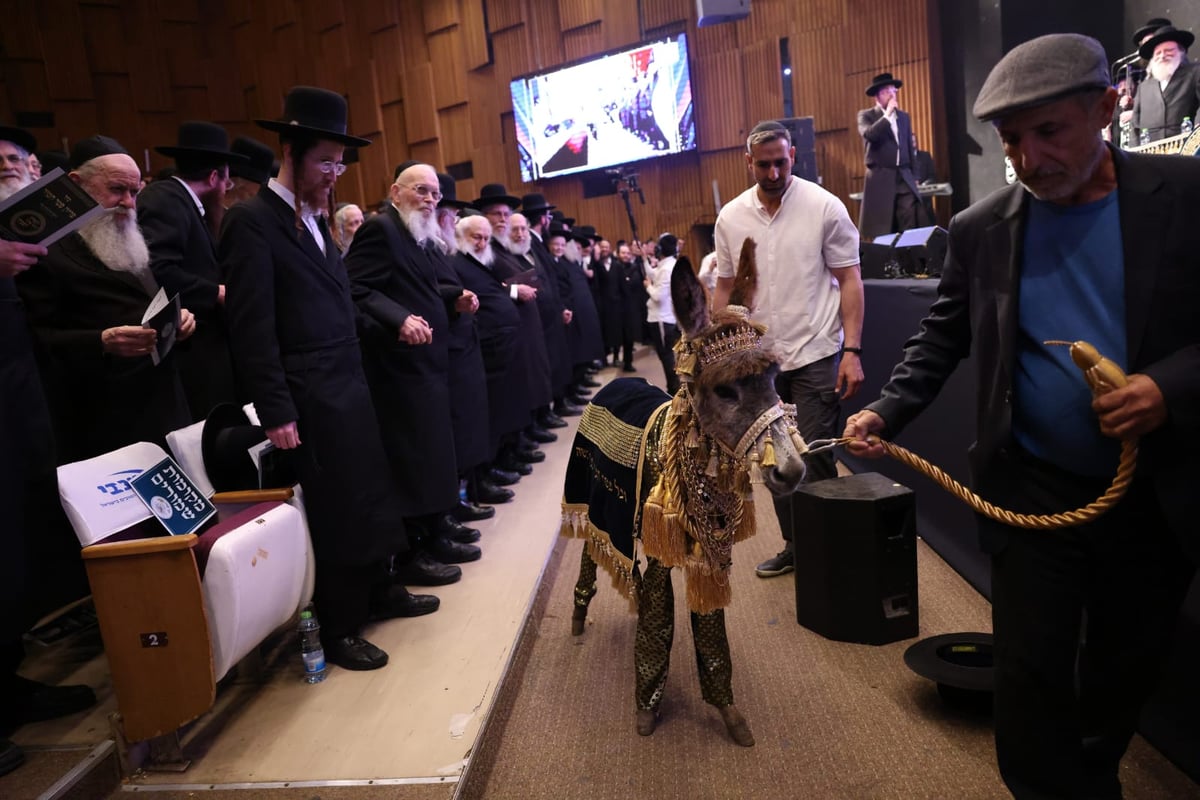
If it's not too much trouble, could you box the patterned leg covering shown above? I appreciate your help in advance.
[574,546,599,610]
[691,608,734,707]
[634,557,675,711]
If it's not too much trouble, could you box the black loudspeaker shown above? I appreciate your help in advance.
[893,225,947,276]
[792,472,919,645]
[791,151,818,183]
[581,170,619,198]
[859,241,902,280]
[777,116,816,154]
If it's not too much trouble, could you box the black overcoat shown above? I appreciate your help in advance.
[219,188,406,566]
[557,255,605,365]
[345,206,458,516]
[620,257,648,342]
[528,234,573,393]
[856,105,923,240]
[592,256,627,349]
[139,177,238,420]
[492,242,554,413]
[431,248,490,472]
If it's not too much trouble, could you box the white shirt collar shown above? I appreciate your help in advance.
[268,178,323,218]
[172,176,206,217]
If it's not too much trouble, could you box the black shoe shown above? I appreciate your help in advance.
[554,400,584,417]
[324,635,389,670]
[427,535,482,564]
[496,455,533,475]
[437,514,482,543]
[568,392,591,406]
[5,676,97,726]
[453,500,495,522]
[511,447,545,464]
[397,551,462,586]
[471,480,514,504]
[488,467,521,486]
[370,585,441,621]
[525,425,558,443]
[581,376,601,388]
[755,546,795,578]
[539,411,568,429]
[0,739,25,778]
[622,364,637,373]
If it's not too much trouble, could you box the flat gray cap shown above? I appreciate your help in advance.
[973,33,1110,122]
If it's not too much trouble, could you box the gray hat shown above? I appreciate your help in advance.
[973,33,1110,122]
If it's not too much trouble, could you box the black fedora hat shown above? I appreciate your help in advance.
[257,86,371,147]
[156,121,248,164]
[437,172,469,209]
[550,209,576,226]
[904,632,994,714]
[1138,25,1195,60]
[229,135,276,184]
[473,182,521,209]
[0,126,37,156]
[201,403,296,492]
[546,221,571,239]
[572,224,597,244]
[36,150,70,174]
[865,72,903,97]
[520,192,556,215]
[1133,17,1172,46]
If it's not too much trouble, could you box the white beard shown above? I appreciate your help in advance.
[471,243,495,266]
[1150,54,1182,83]
[505,236,531,257]
[0,175,30,202]
[78,208,152,279]
[398,205,442,247]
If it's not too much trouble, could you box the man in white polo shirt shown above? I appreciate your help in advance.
[713,120,865,577]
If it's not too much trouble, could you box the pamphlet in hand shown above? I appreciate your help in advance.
[508,267,539,286]
[0,168,104,247]
[130,456,217,536]
[141,288,182,366]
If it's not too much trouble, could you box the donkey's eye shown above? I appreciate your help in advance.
[713,385,738,401]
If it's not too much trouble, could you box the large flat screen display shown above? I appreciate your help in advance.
[510,33,697,182]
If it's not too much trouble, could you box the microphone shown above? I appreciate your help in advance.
[1112,51,1141,67]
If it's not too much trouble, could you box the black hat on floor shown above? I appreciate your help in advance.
[904,632,994,714]
[257,86,371,147]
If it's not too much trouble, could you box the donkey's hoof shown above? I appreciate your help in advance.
[570,607,587,636]
[635,708,658,736]
[719,705,755,747]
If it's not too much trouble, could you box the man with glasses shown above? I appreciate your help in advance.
[221,87,438,672]
[139,122,246,421]
[0,126,35,202]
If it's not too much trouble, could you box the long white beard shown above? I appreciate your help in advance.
[399,205,442,247]
[0,175,30,202]
[472,243,495,266]
[505,236,531,257]
[1150,54,1182,83]
[78,208,152,278]
[438,218,458,254]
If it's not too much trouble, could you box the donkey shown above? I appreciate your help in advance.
[561,240,808,747]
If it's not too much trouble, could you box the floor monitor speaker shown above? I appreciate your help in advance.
[792,472,919,645]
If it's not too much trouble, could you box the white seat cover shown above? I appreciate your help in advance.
[57,442,166,546]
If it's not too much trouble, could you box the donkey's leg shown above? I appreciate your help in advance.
[634,557,675,736]
[691,609,754,747]
[572,544,599,635]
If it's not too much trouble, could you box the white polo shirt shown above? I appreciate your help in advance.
[714,177,859,371]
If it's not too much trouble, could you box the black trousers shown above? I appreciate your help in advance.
[983,451,1193,799]
[771,354,840,544]
[313,560,392,640]
[646,321,680,396]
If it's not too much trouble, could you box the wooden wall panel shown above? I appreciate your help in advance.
[741,39,784,126]
[490,26,532,91]
[788,0,845,30]
[600,0,641,50]
[37,0,94,100]
[422,0,459,33]
[402,63,441,143]
[643,0,691,31]
[487,0,525,33]
[694,50,747,152]
[438,105,473,166]
[428,29,469,109]
[562,24,605,64]
[843,0,928,75]
[361,0,400,34]
[80,5,128,75]
[527,0,566,69]
[792,25,851,133]
[558,0,603,32]
[460,0,491,69]
[371,26,406,105]
[737,0,790,45]
[302,0,344,32]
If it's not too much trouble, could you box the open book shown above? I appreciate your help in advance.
[0,168,104,247]
[142,288,182,366]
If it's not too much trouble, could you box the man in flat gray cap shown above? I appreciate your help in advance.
[845,33,1200,798]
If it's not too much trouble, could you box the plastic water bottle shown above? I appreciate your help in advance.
[298,607,326,683]
[1119,121,1132,149]
[1140,128,1151,146]
[1182,117,1193,137]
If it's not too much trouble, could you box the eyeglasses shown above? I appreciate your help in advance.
[316,160,348,176]
[402,183,442,201]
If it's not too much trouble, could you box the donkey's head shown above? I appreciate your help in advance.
[670,239,806,496]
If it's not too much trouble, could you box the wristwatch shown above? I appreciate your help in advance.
[842,346,863,355]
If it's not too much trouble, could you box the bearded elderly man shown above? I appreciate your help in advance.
[1131,25,1200,142]
[0,126,36,203]
[845,34,1200,799]
[17,136,195,462]
[345,161,481,586]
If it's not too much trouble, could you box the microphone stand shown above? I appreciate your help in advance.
[616,171,645,243]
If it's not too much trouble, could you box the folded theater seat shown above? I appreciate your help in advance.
[57,440,307,745]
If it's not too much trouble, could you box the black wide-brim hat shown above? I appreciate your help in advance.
[572,224,597,243]
[904,632,994,711]
[256,86,371,147]
[156,121,248,164]
[473,182,521,209]
[866,72,903,96]
[520,192,556,215]
[230,135,276,184]
[550,209,576,226]
[201,403,296,493]
[437,172,470,209]
[0,125,37,156]
[546,222,571,239]
[1133,17,1173,46]
[1138,25,1195,60]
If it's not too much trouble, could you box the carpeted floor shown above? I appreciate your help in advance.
[459,488,1200,800]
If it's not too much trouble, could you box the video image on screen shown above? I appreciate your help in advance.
[510,33,697,182]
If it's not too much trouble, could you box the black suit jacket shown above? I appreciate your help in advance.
[857,105,922,239]
[1132,61,1200,141]
[866,147,1200,558]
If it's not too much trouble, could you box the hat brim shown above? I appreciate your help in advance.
[201,403,254,474]
[1139,29,1195,60]
[156,145,250,163]
[255,119,371,147]
[903,632,994,693]
[866,79,903,97]
[523,204,556,215]
[438,199,471,210]
[474,195,521,209]
[231,165,272,184]
[0,126,38,156]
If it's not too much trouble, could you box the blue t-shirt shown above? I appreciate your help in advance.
[1012,191,1126,477]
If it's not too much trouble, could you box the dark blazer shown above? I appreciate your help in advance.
[138,177,237,419]
[857,105,922,239]
[558,255,605,365]
[219,187,406,566]
[431,247,489,472]
[592,256,627,349]
[16,234,189,462]
[1132,61,1200,141]
[345,206,458,516]
[866,147,1200,559]
[529,232,573,392]
[493,241,554,412]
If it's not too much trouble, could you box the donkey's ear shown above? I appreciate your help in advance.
[671,256,709,338]
[727,237,759,312]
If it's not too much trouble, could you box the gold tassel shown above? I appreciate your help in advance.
[685,422,700,448]
[789,426,807,453]
[675,349,697,378]
[705,449,719,477]
[761,435,776,468]
[685,565,732,614]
